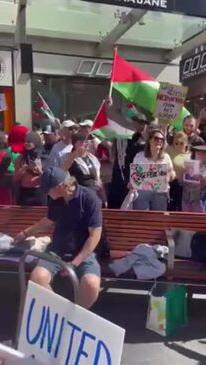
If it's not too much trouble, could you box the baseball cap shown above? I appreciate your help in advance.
[42,124,56,134]
[8,125,29,153]
[61,120,78,129]
[41,167,70,193]
[79,120,93,128]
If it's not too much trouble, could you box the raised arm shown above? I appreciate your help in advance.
[14,217,54,243]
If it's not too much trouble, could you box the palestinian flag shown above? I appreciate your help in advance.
[111,50,190,130]
[33,92,55,123]
[92,100,134,140]
[111,49,159,114]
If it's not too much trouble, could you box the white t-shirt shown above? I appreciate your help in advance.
[132,151,173,192]
[47,140,73,168]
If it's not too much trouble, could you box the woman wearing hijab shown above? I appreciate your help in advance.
[14,131,45,206]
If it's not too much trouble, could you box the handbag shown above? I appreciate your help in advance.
[146,283,188,336]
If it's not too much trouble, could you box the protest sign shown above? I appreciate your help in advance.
[155,83,187,122]
[130,163,168,192]
[0,343,43,365]
[0,94,6,111]
[18,281,125,365]
[183,160,200,183]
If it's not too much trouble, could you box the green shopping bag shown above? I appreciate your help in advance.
[146,284,188,336]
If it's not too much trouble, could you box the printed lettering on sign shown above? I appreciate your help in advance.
[18,282,125,365]
[82,0,206,18]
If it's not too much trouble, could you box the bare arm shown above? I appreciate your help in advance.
[169,168,176,182]
[14,217,54,243]
[72,226,102,267]
[62,151,76,171]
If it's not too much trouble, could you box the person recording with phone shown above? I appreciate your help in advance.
[14,131,45,206]
[63,133,107,207]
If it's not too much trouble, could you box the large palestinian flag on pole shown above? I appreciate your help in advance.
[111,49,159,114]
[111,49,190,130]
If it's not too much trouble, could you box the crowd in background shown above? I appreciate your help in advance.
[1,107,206,213]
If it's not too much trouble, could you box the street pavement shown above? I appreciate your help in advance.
[93,283,206,365]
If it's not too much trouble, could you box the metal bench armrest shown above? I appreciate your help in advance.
[15,250,79,349]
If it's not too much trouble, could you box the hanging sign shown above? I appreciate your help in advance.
[18,281,125,365]
[82,0,206,18]
[180,47,206,82]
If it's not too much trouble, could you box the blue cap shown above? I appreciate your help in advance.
[41,167,69,193]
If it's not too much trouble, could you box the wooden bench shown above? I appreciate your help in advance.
[0,206,206,285]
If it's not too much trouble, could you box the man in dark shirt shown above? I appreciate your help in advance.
[41,124,59,169]
[15,167,102,309]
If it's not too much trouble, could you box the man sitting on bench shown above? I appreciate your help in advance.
[15,167,102,309]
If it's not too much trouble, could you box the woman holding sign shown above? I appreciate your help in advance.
[130,129,175,211]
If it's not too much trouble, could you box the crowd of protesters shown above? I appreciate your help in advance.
[0,108,206,213]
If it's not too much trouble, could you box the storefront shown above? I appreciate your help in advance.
[180,45,206,116]
[31,51,179,126]
[0,50,15,132]
[31,54,111,124]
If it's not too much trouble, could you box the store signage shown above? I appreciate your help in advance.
[82,0,206,18]
[180,49,206,82]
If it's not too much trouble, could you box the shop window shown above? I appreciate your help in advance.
[32,75,109,125]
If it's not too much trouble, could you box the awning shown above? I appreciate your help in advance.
[0,0,206,62]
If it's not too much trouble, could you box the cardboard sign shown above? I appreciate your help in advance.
[183,160,200,183]
[155,83,187,122]
[18,282,125,365]
[130,163,168,192]
[0,94,6,111]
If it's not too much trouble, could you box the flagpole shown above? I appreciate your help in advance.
[108,47,118,100]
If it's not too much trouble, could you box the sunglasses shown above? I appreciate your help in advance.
[152,136,164,142]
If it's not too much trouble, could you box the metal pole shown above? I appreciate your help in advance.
[15,250,79,349]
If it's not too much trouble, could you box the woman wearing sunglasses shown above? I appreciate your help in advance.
[130,129,175,211]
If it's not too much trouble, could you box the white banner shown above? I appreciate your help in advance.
[18,282,125,365]
[155,82,187,122]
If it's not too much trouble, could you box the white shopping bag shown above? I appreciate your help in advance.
[120,191,138,210]
[146,294,166,336]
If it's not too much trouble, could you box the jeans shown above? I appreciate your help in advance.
[133,190,168,211]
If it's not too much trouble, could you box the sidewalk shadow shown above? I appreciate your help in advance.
[165,342,206,365]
